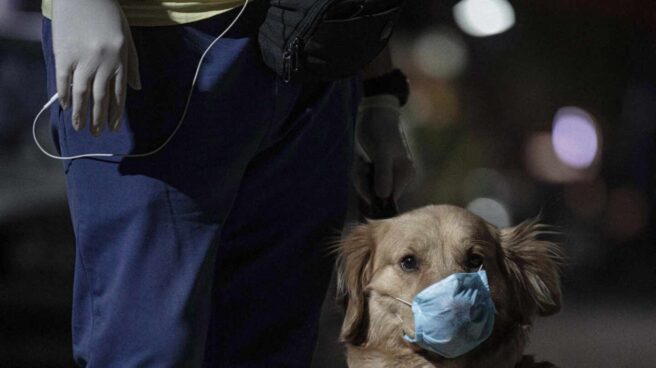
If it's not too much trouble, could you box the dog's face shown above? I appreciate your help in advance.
[338,205,561,366]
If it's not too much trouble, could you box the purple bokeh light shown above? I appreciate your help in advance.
[551,107,599,169]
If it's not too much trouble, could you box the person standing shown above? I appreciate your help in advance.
[40,0,414,366]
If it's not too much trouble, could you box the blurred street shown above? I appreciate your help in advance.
[528,299,656,368]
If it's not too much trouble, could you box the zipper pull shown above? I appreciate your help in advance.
[283,50,293,83]
[291,37,303,72]
[283,37,304,83]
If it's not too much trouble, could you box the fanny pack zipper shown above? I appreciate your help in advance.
[281,0,338,82]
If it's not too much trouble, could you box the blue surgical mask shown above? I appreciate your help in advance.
[392,268,496,358]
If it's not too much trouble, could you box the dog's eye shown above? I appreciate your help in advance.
[400,255,418,272]
[466,254,484,270]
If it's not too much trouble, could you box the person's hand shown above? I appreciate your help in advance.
[354,94,415,205]
[52,0,141,136]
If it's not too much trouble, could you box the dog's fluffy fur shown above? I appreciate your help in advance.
[337,205,562,368]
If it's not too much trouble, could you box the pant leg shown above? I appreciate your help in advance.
[202,73,362,366]
[41,3,277,366]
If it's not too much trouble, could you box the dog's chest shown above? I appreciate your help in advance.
[346,347,465,368]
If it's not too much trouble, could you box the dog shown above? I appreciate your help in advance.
[337,204,562,368]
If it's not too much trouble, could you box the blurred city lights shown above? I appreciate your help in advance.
[412,28,468,79]
[466,197,511,228]
[551,107,600,169]
[404,89,435,125]
[453,0,516,37]
[405,81,461,127]
[525,132,590,183]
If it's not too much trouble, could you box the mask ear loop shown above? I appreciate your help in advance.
[392,296,412,307]
[477,265,499,318]
[392,300,411,339]
[33,0,249,160]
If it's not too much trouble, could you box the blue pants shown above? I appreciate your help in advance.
[42,2,361,366]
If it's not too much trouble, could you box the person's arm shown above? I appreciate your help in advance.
[354,45,415,204]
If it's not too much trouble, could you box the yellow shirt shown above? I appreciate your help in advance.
[42,0,248,27]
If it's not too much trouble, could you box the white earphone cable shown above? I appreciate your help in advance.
[33,0,249,160]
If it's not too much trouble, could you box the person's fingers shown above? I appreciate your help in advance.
[55,63,73,109]
[392,158,416,201]
[107,75,118,132]
[354,157,374,204]
[374,157,394,199]
[109,67,125,132]
[110,43,128,131]
[125,25,141,90]
[71,69,92,132]
[91,69,113,136]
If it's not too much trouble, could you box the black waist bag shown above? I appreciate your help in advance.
[258,0,405,83]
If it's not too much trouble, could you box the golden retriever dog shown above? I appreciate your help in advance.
[337,204,561,368]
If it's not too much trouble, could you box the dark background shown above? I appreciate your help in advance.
[1,0,655,366]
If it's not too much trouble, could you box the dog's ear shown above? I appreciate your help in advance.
[499,218,563,317]
[336,220,380,346]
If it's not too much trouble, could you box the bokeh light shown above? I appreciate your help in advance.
[466,197,511,228]
[405,80,461,127]
[453,0,516,37]
[412,28,468,80]
[525,132,590,183]
[551,107,600,169]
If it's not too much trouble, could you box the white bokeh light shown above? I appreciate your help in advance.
[453,0,516,37]
[551,107,599,169]
[412,28,468,79]
[466,197,511,228]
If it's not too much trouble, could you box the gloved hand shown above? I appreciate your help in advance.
[354,94,415,205]
[52,0,141,136]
